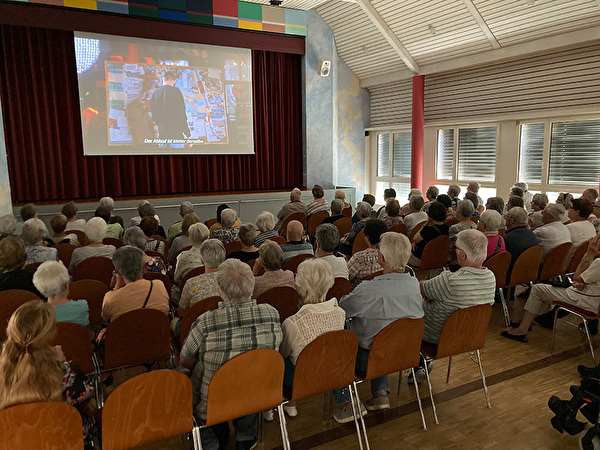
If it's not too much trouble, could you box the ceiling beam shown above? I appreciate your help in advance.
[461,0,501,49]
[354,0,420,74]
[360,25,600,87]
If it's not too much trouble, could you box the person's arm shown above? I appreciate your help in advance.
[573,236,600,290]
[279,319,296,359]
[338,288,367,318]
[179,354,196,371]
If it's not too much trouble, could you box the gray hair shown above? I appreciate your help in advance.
[356,201,372,219]
[545,203,566,221]
[486,197,505,215]
[379,232,411,270]
[138,201,155,218]
[123,226,147,250]
[200,239,226,269]
[259,239,284,270]
[220,209,237,228]
[100,197,114,212]
[409,195,425,211]
[315,223,340,252]
[334,190,346,202]
[0,214,17,237]
[505,206,528,226]
[33,261,69,298]
[295,259,334,304]
[330,199,344,215]
[113,245,144,282]
[256,211,275,233]
[290,188,302,202]
[189,223,210,246]
[180,201,194,216]
[455,229,487,265]
[216,259,255,305]
[457,199,475,218]
[21,218,47,246]
[426,186,439,199]
[468,181,480,192]
[448,185,461,197]
[480,210,502,232]
[85,217,108,243]
[408,188,423,199]
[238,223,257,246]
[532,193,549,210]
[514,182,528,192]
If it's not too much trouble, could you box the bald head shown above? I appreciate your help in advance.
[286,220,304,241]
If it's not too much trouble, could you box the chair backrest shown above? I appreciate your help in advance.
[70,230,87,246]
[435,304,492,359]
[102,237,123,248]
[282,212,306,238]
[145,250,163,259]
[143,272,172,297]
[151,235,169,259]
[483,251,511,289]
[180,296,222,344]
[389,223,408,235]
[72,256,114,287]
[224,240,242,256]
[179,266,205,294]
[268,235,287,245]
[326,277,352,301]
[569,241,590,274]
[205,349,284,427]
[55,243,76,267]
[470,215,480,223]
[289,330,358,401]
[352,229,369,255]
[67,279,109,328]
[538,242,574,281]
[334,217,353,237]
[102,370,193,450]
[282,253,315,273]
[360,318,425,381]
[307,211,330,235]
[103,309,171,370]
[410,221,427,241]
[0,402,83,450]
[342,207,352,218]
[444,218,459,226]
[205,218,218,228]
[508,246,543,286]
[24,262,42,270]
[0,289,40,340]
[419,235,450,271]
[256,286,299,323]
[51,322,94,374]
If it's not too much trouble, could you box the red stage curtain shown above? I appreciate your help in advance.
[0,25,303,203]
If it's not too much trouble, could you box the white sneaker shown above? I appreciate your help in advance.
[263,410,274,421]
[283,404,298,417]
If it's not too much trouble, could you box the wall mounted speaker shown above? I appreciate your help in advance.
[318,59,331,77]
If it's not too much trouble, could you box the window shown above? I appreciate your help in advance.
[519,123,544,184]
[373,131,411,203]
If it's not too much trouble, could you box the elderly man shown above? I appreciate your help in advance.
[168,201,194,243]
[504,207,539,269]
[467,182,484,212]
[209,209,239,245]
[333,232,423,422]
[275,188,307,234]
[447,185,461,210]
[179,259,282,450]
[400,188,422,217]
[533,203,572,259]
[514,183,534,213]
[404,196,427,237]
[422,186,439,214]
[315,223,348,279]
[101,245,169,321]
[582,188,600,218]
[530,193,549,230]
[348,219,387,287]
[323,198,346,224]
[280,220,314,262]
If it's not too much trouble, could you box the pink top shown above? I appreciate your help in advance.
[485,234,506,259]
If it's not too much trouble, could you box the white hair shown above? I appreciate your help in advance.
[291,188,302,202]
[379,232,411,270]
[188,223,209,246]
[456,229,487,265]
[200,239,226,269]
[100,197,114,211]
[468,181,480,192]
[545,203,566,221]
[180,201,194,216]
[21,218,47,246]
[295,259,334,304]
[457,199,475,218]
[409,188,423,199]
[33,261,70,298]
[216,259,255,305]
[123,226,146,250]
[220,209,237,228]
[356,201,372,219]
[0,214,17,237]
[479,210,503,232]
[85,217,108,243]
[256,211,275,233]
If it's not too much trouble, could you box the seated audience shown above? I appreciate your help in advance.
[400,188,420,217]
[333,232,423,421]
[337,201,372,255]
[101,246,169,321]
[69,217,115,273]
[168,201,194,243]
[557,193,574,223]
[280,259,345,417]
[566,198,596,253]
[409,201,449,267]
[530,193,549,230]
[174,222,210,285]
[467,182,485,212]
[404,195,428,236]
[62,201,86,233]
[17,203,37,235]
[306,184,329,218]
[503,235,600,342]
[315,223,348,279]
[227,223,259,263]
[179,259,282,450]
[422,186,439,213]
[510,185,524,200]
[504,207,539,270]
[21,218,58,265]
[447,185,461,209]
[210,208,240,246]
[506,195,524,211]
[464,192,480,216]
[168,213,200,265]
[95,204,122,239]
[485,196,506,230]
[129,200,164,235]
[382,199,403,229]
[335,189,352,215]
[378,188,397,219]
[449,199,477,260]
[122,226,166,275]
[514,182,534,213]
[322,199,346,225]
[533,203,572,259]
[436,194,453,210]
[0,214,17,240]
[280,220,314,262]
[477,210,506,259]
[348,219,387,288]
[352,194,376,223]
[0,238,43,297]
[252,240,295,299]
[209,204,243,232]
[33,261,89,327]
[50,214,79,247]
[254,211,279,247]
[140,216,165,255]
[275,188,307,234]
[582,188,600,218]
[178,239,225,314]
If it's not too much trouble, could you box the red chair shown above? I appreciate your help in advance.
[342,207,352,218]
[70,230,87,246]
[307,211,330,236]
[145,250,163,259]
[282,212,306,238]
[389,223,408,235]
[269,236,287,245]
[282,253,315,273]
[0,290,40,340]
[326,277,352,300]
[224,240,242,256]
[351,229,369,255]
[256,286,299,323]
[205,218,218,228]
[24,262,42,270]
[143,272,172,298]
[72,257,114,287]
[67,279,109,328]
[102,238,123,248]
[55,243,76,267]
[334,217,353,237]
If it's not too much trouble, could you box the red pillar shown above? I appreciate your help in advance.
[411,75,424,191]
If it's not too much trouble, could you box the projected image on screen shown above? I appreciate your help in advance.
[75,32,253,156]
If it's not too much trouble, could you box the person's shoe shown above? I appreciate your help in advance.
[501,331,528,342]
[263,409,274,422]
[236,437,258,450]
[333,403,367,424]
[578,364,600,379]
[579,319,599,336]
[283,404,298,417]
[365,395,390,411]
[408,360,435,384]
[510,321,532,331]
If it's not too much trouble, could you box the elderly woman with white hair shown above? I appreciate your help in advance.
[254,211,279,247]
[174,222,210,284]
[252,240,295,298]
[477,209,506,259]
[123,226,166,275]
[0,214,17,240]
[209,208,239,245]
[21,218,58,265]
[33,261,89,327]
[68,217,116,273]
[227,223,259,263]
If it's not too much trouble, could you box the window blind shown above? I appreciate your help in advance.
[457,127,497,182]
[377,134,390,177]
[436,129,454,180]
[392,132,411,178]
[519,123,545,184]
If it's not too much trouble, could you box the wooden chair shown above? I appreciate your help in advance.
[70,229,87,246]
[307,210,330,235]
[409,221,427,242]
[256,286,299,323]
[55,243,76,267]
[51,322,95,375]
[342,207,352,218]
[326,277,352,301]
[269,235,287,245]
[103,370,194,450]
[102,237,123,248]
[67,279,109,328]
[421,304,493,424]
[281,330,365,449]
[143,272,172,297]
[334,217,353,237]
[413,235,450,272]
[192,349,286,450]
[180,296,222,344]
[282,253,315,273]
[470,215,480,223]
[444,217,459,226]
[538,242,573,281]
[205,218,218,228]
[483,252,512,327]
[389,223,407,235]
[145,249,163,259]
[568,241,591,275]
[180,266,205,294]
[282,212,306,238]
[0,289,40,340]
[356,318,427,430]
[24,261,42,270]
[72,256,114,287]
[352,229,369,255]
[224,240,242,256]
[0,402,84,450]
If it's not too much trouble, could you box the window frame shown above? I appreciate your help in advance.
[369,128,412,204]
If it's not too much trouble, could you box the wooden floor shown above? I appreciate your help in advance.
[141,293,596,450]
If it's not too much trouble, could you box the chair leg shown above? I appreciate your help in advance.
[277,404,291,450]
[397,370,402,396]
[499,287,511,327]
[192,426,203,450]
[257,411,264,443]
[446,356,452,384]
[347,383,365,450]
[550,307,560,355]
[353,381,370,450]
[411,367,427,430]
[422,354,438,425]
[322,391,333,421]
[581,319,596,363]
[476,350,491,408]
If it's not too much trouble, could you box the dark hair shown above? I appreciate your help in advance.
[572,198,594,219]
[312,185,324,199]
[508,196,524,209]
[383,188,396,200]
[139,216,159,237]
[363,219,388,246]
[216,204,229,223]
[20,203,37,222]
[362,194,376,207]
[427,201,447,222]
[436,194,452,209]
[464,192,478,208]
[61,201,78,219]
[94,205,111,223]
